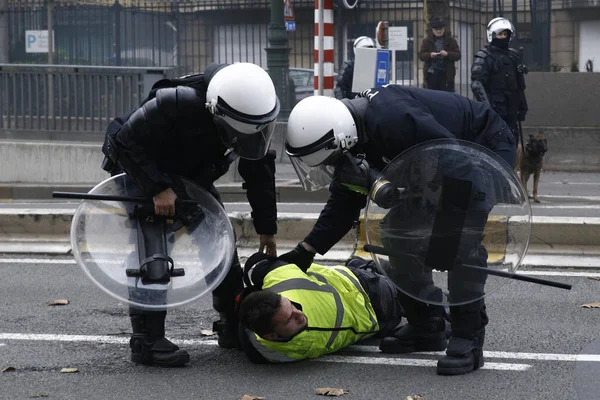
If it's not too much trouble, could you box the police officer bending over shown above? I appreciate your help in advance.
[280,85,516,375]
[237,253,403,363]
[471,17,528,143]
[101,62,280,367]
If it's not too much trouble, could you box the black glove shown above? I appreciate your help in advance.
[371,180,401,209]
[517,64,529,74]
[278,242,315,272]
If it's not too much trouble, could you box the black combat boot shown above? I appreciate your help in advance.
[129,313,190,367]
[379,317,447,353]
[213,312,240,349]
[436,329,485,375]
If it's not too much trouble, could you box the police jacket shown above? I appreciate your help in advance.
[102,64,277,235]
[334,60,356,100]
[243,262,379,362]
[471,45,528,124]
[418,32,461,86]
[304,85,515,254]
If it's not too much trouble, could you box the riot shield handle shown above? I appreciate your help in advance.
[363,244,572,290]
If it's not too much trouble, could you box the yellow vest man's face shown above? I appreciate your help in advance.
[264,296,308,340]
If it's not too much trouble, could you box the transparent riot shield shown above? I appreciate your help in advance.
[363,139,532,306]
[69,174,235,310]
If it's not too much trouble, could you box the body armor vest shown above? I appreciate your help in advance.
[487,49,520,93]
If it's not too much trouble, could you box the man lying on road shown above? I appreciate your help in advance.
[236,252,404,363]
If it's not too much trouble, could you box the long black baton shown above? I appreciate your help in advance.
[363,244,572,290]
[53,191,199,206]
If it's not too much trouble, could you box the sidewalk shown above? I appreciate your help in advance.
[0,199,599,269]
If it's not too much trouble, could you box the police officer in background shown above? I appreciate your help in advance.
[471,17,528,144]
[280,85,517,375]
[334,36,376,100]
[101,62,280,367]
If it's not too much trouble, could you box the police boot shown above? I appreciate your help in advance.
[129,313,190,367]
[213,312,240,349]
[379,317,447,354]
[436,329,485,376]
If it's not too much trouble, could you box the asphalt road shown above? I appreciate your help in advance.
[1,255,599,400]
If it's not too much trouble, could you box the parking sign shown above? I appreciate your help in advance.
[25,30,55,53]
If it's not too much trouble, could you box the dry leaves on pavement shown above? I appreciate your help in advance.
[47,299,70,306]
[405,396,425,400]
[60,368,79,373]
[315,387,350,396]
[2,366,16,373]
[240,395,265,400]
[581,302,600,308]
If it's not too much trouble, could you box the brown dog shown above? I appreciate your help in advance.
[517,132,548,203]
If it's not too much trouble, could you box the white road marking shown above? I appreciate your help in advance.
[316,355,531,371]
[346,346,600,362]
[2,257,600,279]
[1,333,599,371]
[0,258,76,264]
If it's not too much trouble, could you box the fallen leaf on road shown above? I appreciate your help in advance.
[405,396,425,400]
[200,330,216,336]
[588,277,600,281]
[60,367,79,373]
[2,366,16,373]
[581,303,600,308]
[48,299,70,306]
[240,395,265,400]
[316,387,349,396]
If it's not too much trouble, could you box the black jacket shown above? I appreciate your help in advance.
[471,45,528,127]
[304,85,515,254]
[102,65,277,235]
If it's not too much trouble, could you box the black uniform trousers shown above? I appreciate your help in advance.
[379,199,490,338]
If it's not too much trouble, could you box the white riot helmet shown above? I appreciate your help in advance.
[354,36,376,49]
[206,62,280,160]
[285,96,358,191]
[487,17,514,42]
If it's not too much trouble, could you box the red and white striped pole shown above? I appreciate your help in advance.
[314,0,334,97]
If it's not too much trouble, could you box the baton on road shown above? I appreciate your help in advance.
[53,191,200,206]
[363,244,572,290]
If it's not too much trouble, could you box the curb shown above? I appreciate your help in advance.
[0,208,599,268]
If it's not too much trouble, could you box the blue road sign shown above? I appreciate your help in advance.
[285,21,296,31]
[375,49,391,86]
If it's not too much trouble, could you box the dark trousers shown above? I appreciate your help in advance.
[426,73,455,92]
[348,266,404,337]
[380,204,489,338]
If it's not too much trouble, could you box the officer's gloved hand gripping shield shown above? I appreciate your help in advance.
[67,174,235,310]
[363,139,534,306]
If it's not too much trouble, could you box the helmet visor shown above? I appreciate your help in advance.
[216,117,277,160]
[289,155,336,192]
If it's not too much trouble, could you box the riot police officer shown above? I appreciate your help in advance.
[101,62,280,367]
[280,85,516,375]
[334,36,376,100]
[471,17,528,143]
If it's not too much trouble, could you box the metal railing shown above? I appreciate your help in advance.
[0,64,169,132]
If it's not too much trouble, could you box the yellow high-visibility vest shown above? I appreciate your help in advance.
[246,263,379,362]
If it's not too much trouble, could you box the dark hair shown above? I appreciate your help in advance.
[238,290,282,337]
